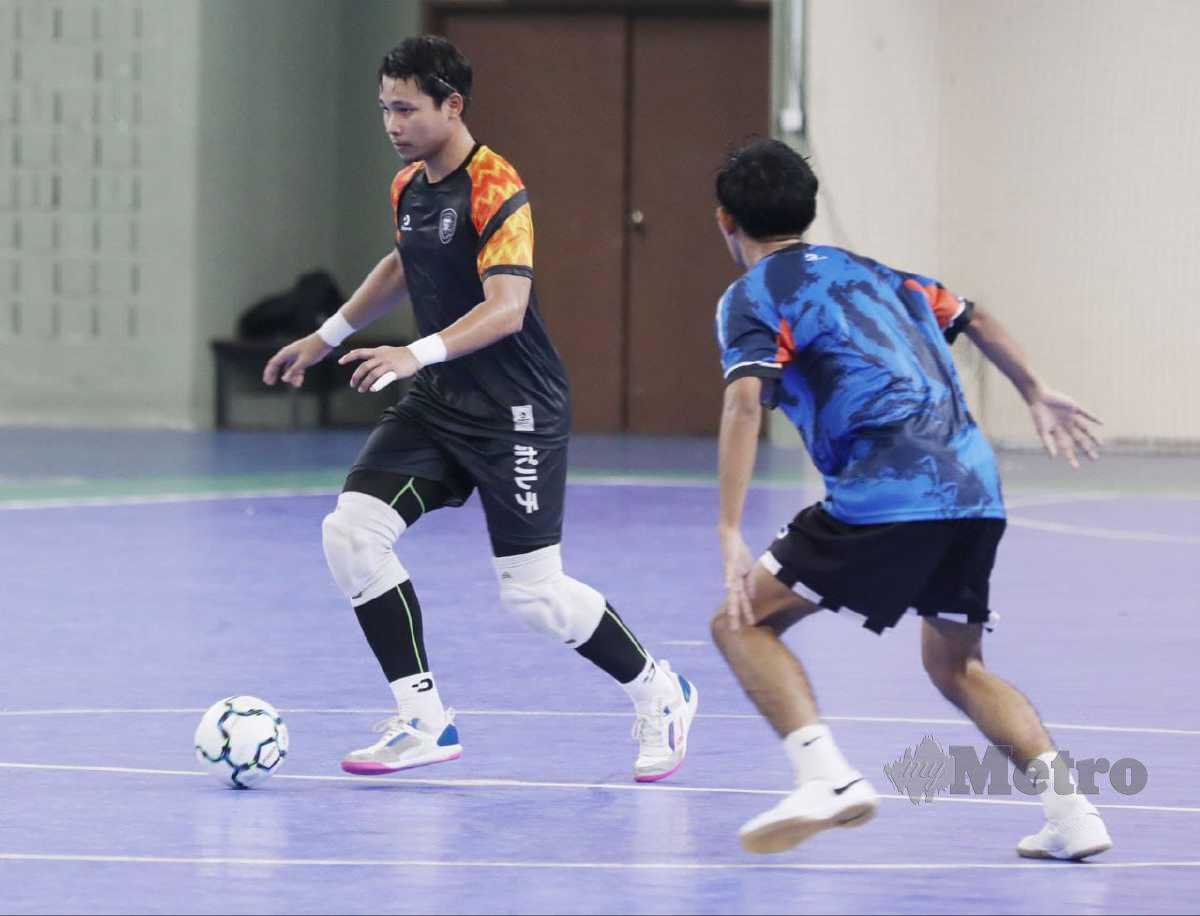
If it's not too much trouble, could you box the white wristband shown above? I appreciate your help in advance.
[407,333,447,368]
[316,311,355,347]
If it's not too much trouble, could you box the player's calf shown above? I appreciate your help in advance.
[493,544,699,781]
[324,487,452,743]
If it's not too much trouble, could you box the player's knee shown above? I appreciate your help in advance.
[321,491,408,605]
[709,600,806,644]
[709,607,736,643]
[494,545,605,646]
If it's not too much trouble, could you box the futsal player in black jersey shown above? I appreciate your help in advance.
[263,36,697,780]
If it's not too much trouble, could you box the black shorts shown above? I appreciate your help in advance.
[762,504,1006,634]
[348,399,566,555]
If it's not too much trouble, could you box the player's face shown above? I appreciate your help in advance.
[379,76,459,162]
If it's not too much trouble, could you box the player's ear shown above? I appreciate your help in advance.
[443,92,465,120]
[716,206,745,268]
[715,206,737,236]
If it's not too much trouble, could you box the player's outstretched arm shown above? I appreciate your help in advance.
[341,273,531,393]
[718,377,765,630]
[263,250,408,388]
[963,305,1102,468]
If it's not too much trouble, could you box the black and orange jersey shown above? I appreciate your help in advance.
[391,144,569,440]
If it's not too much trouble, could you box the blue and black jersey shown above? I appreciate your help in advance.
[716,243,1004,524]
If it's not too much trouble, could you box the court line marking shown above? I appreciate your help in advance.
[0,476,757,511]
[2,761,1196,815]
[1,707,1196,737]
[4,485,1194,545]
[0,487,340,511]
[2,852,1198,871]
[2,479,1194,512]
[1007,514,1200,545]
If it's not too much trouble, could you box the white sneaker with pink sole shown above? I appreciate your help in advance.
[341,711,462,775]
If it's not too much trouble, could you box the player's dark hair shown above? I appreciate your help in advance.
[716,138,818,239]
[378,35,473,112]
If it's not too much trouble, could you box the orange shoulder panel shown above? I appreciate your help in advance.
[390,161,424,212]
[468,147,525,235]
[903,278,961,330]
[390,162,424,242]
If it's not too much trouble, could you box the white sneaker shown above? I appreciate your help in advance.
[739,776,879,854]
[1017,806,1113,860]
[340,711,462,776]
[632,661,698,783]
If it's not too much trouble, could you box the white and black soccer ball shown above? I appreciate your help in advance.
[194,696,289,788]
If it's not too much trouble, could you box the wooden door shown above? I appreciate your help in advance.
[626,15,770,434]
[432,5,769,435]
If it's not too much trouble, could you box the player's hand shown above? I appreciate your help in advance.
[339,345,420,393]
[1028,387,1102,469]
[263,334,332,388]
[719,527,758,631]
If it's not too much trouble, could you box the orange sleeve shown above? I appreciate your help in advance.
[478,203,534,279]
[902,278,966,330]
[469,149,534,280]
[390,162,423,243]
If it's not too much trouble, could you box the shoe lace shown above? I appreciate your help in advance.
[371,707,456,743]
[632,703,667,747]
[631,659,679,748]
[371,716,421,744]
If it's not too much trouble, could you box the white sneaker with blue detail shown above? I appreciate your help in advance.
[632,661,699,783]
[340,711,462,775]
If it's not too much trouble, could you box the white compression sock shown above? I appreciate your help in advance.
[389,672,448,732]
[783,723,859,785]
[621,658,677,712]
[1031,750,1094,820]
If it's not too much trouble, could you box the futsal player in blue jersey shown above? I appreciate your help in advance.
[709,139,1111,860]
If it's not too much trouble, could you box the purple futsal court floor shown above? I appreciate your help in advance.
[1,431,1198,914]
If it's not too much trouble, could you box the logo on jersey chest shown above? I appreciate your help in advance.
[439,208,458,244]
[400,213,413,232]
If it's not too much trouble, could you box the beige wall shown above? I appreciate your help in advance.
[0,0,203,427]
[794,0,1200,447]
[192,0,344,425]
[334,0,422,346]
[0,0,420,428]
[5,0,1197,439]
[193,0,422,426]
[804,0,941,272]
[938,0,1200,445]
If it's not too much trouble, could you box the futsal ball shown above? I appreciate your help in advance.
[194,696,289,788]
